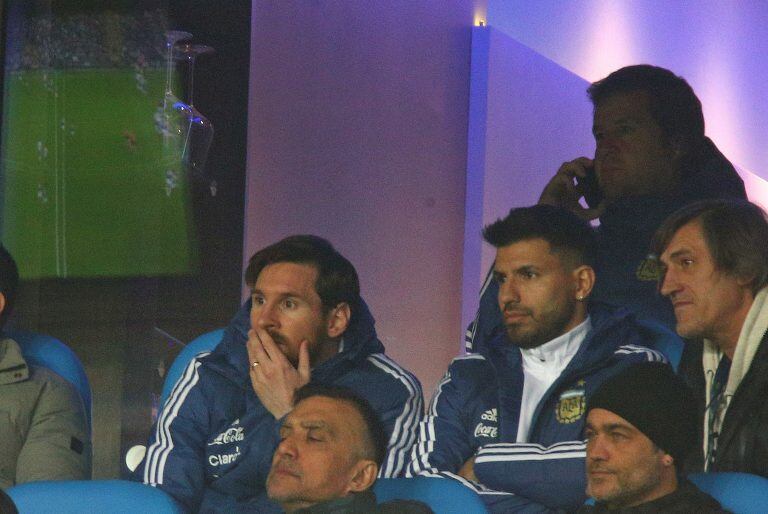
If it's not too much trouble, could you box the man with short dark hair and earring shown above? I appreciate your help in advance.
[408,205,667,513]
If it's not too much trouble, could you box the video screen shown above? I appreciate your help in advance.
[1,3,198,278]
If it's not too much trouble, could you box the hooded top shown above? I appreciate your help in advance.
[204,298,386,390]
[142,298,422,513]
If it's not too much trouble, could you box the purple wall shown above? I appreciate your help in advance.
[461,28,594,331]
[461,2,768,324]
[243,1,768,394]
[245,1,476,394]
[487,1,768,185]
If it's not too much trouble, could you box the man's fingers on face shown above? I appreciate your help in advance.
[573,156,594,172]
[547,173,578,201]
[255,327,295,367]
[557,162,578,178]
[573,179,591,197]
[297,340,311,380]
[557,177,585,208]
[252,327,277,359]
[247,328,262,347]
[558,158,586,178]
[247,329,271,364]
[575,204,604,222]
[565,157,595,178]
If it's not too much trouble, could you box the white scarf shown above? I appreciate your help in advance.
[702,286,768,469]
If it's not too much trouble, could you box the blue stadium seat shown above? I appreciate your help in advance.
[635,318,684,370]
[374,477,488,514]
[126,329,226,473]
[7,330,92,433]
[689,472,768,514]
[6,480,182,514]
[160,328,225,407]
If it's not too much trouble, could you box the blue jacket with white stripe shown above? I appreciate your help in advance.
[141,299,423,513]
[408,304,667,513]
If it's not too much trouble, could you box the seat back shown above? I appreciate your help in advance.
[7,330,92,432]
[125,329,225,473]
[160,328,225,406]
[689,472,768,514]
[374,477,488,514]
[635,318,684,370]
[6,479,183,514]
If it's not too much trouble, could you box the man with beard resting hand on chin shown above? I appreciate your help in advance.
[141,235,422,512]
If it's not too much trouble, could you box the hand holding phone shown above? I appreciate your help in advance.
[575,163,604,209]
[538,157,605,221]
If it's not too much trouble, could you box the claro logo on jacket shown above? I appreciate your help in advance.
[207,419,245,468]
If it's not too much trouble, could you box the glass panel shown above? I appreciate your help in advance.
[0,0,249,478]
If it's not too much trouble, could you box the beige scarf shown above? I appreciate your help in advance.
[702,286,768,469]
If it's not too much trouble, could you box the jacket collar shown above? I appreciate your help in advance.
[519,317,591,369]
[481,304,641,440]
[484,302,639,374]
[705,287,768,462]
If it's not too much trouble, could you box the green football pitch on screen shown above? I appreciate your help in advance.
[1,68,198,278]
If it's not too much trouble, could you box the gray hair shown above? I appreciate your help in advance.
[652,199,768,294]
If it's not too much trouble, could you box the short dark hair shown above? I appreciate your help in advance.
[245,235,360,315]
[588,65,705,165]
[293,383,387,466]
[652,199,768,295]
[0,246,19,329]
[483,204,597,268]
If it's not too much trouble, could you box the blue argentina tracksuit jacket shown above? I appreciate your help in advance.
[141,299,422,513]
[408,305,667,513]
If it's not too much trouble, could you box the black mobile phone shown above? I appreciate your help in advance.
[576,165,603,208]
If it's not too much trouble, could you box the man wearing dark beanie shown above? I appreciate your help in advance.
[578,363,729,512]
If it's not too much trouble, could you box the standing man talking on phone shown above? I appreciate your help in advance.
[467,65,747,354]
